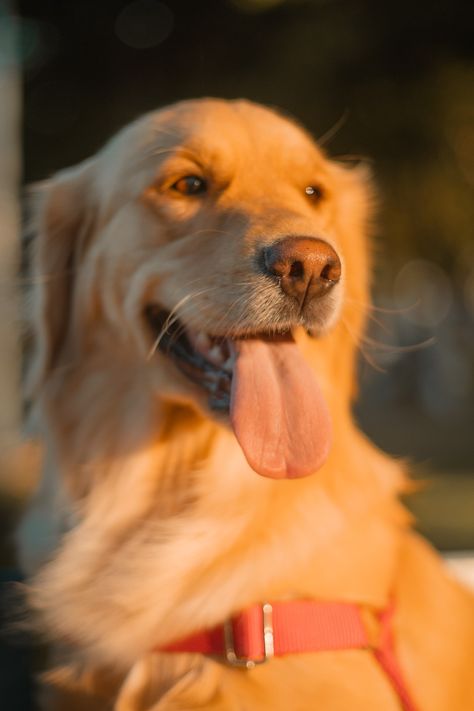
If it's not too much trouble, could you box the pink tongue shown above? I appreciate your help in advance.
[230,338,332,479]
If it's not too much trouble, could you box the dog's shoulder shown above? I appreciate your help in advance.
[394,531,474,710]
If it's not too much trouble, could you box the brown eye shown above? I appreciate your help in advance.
[305,185,324,201]
[171,175,207,196]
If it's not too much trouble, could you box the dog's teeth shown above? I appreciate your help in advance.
[208,345,225,365]
[222,356,235,372]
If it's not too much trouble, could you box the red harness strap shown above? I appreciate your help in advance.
[373,603,418,711]
[159,600,418,711]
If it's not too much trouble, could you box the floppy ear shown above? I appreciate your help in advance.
[25,160,96,396]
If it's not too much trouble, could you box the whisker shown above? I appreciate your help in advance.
[211,293,253,338]
[345,296,424,336]
[334,154,372,165]
[345,296,422,317]
[359,334,436,354]
[364,311,393,336]
[341,317,387,374]
[146,280,261,356]
[146,292,201,360]
[317,110,350,147]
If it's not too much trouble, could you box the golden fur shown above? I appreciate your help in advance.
[17,99,474,710]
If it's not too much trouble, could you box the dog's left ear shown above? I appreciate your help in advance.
[25,159,96,396]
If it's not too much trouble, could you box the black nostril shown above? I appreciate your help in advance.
[320,260,338,282]
[289,260,304,278]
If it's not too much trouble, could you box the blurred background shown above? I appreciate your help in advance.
[0,0,473,706]
[9,0,473,546]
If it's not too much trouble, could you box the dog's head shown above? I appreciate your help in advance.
[27,98,372,481]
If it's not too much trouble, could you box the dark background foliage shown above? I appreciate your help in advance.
[16,0,474,548]
[21,0,474,265]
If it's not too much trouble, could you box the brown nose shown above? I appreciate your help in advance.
[261,237,342,305]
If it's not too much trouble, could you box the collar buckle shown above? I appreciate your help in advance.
[224,602,274,669]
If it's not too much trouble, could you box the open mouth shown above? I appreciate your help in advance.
[144,304,292,412]
[144,304,331,481]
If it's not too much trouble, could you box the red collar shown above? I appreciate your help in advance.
[158,599,418,711]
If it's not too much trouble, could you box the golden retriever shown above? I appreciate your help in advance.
[17,98,474,710]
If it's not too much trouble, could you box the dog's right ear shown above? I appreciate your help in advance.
[25,159,96,397]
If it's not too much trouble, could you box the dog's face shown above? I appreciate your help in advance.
[30,99,372,482]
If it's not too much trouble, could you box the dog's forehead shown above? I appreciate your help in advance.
[126,99,323,168]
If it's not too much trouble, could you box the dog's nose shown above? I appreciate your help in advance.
[261,237,342,304]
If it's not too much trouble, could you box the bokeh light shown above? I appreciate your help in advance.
[393,259,453,328]
[114,0,174,50]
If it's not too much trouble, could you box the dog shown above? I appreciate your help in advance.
[17,98,474,710]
